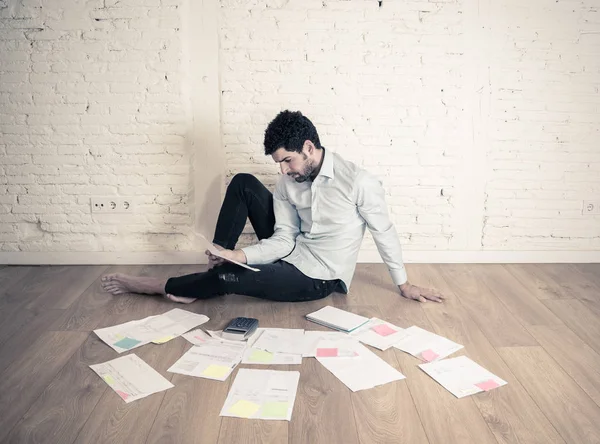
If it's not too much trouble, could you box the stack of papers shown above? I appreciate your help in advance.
[220,369,300,420]
[168,340,247,381]
[393,326,463,362]
[242,328,304,365]
[305,306,369,332]
[94,309,209,352]
[302,331,348,357]
[350,317,407,351]
[419,356,507,398]
[316,338,406,392]
[90,354,174,403]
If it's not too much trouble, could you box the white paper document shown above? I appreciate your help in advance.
[252,328,306,355]
[94,309,209,353]
[196,233,260,272]
[419,356,508,398]
[242,347,302,365]
[316,338,405,392]
[90,354,173,403]
[220,369,300,420]
[302,330,348,357]
[168,341,246,381]
[349,317,407,351]
[393,326,463,362]
[306,306,369,332]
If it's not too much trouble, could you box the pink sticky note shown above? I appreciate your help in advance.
[316,348,338,357]
[371,324,397,337]
[420,349,439,362]
[116,390,130,400]
[475,379,500,391]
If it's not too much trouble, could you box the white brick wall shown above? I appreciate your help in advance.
[0,0,598,260]
[0,0,192,253]
[219,0,600,253]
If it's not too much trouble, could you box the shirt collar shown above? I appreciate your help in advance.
[316,148,334,180]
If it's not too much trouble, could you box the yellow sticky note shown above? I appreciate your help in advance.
[249,349,274,363]
[228,399,260,418]
[261,401,289,419]
[152,335,175,344]
[103,375,115,385]
[202,365,231,379]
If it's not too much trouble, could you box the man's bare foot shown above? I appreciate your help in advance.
[101,273,167,296]
[165,294,196,304]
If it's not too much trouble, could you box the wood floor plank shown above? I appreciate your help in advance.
[0,307,63,374]
[26,265,108,310]
[476,265,563,326]
[437,264,538,347]
[412,265,564,444]
[498,346,600,444]
[72,337,186,444]
[395,347,499,444]
[529,264,600,302]
[503,264,573,300]
[4,335,116,444]
[0,266,34,299]
[528,324,600,408]
[0,331,88,443]
[344,304,428,444]
[543,299,600,355]
[574,263,600,290]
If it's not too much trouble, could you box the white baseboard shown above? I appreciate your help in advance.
[0,250,598,265]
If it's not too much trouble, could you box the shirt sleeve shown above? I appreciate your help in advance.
[241,177,300,264]
[356,171,408,286]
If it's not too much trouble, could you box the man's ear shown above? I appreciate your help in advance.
[303,140,314,155]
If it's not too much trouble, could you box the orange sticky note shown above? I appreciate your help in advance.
[420,349,439,362]
[371,324,397,336]
[476,379,500,391]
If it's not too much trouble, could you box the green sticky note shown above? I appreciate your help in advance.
[249,349,273,363]
[114,337,141,349]
[260,401,289,419]
[202,365,230,379]
[103,375,115,385]
[228,399,260,418]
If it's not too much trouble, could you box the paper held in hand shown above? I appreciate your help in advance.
[195,233,260,272]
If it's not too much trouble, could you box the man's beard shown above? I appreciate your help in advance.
[289,155,315,183]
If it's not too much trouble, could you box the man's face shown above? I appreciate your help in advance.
[272,145,316,183]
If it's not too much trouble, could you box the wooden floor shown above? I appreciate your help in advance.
[1,263,600,444]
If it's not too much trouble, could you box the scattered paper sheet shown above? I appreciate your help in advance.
[241,348,302,365]
[419,356,507,398]
[349,317,407,351]
[302,330,348,357]
[220,369,300,420]
[316,338,405,392]
[204,328,263,347]
[393,326,463,362]
[306,306,369,332]
[195,233,260,272]
[252,328,306,355]
[168,341,246,381]
[94,309,209,353]
[90,354,173,403]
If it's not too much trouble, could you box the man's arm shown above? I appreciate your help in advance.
[356,171,444,303]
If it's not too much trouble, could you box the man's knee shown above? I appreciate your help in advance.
[229,173,259,191]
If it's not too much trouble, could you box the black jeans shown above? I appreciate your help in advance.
[165,173,341,302]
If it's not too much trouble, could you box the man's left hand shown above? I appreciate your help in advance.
[398,282,444,303]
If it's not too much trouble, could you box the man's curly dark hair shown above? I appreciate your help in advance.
[263,110,322,156]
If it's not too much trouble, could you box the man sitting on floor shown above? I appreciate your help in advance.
[102,110,444,304]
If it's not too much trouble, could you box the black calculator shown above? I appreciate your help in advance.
[222,317,259,341]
